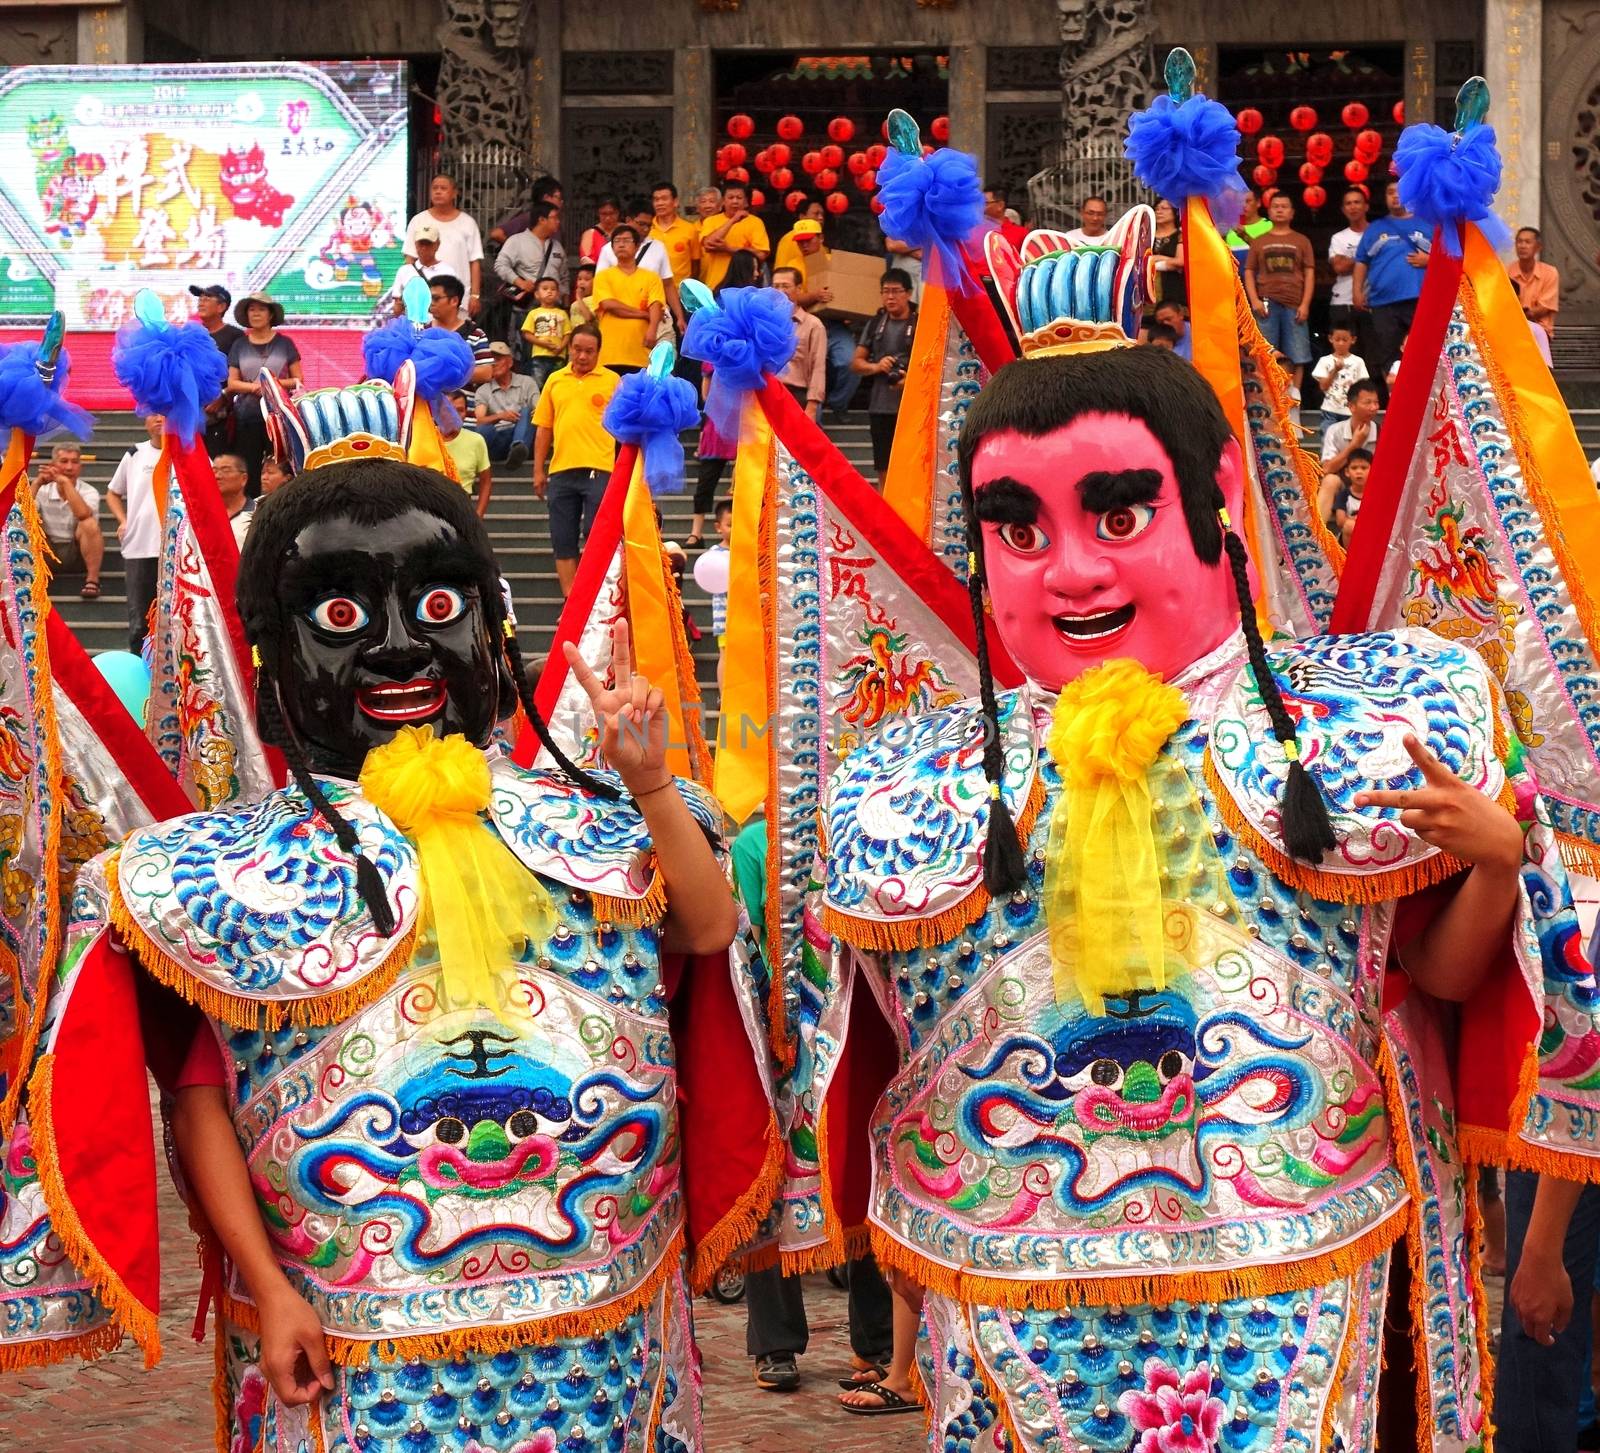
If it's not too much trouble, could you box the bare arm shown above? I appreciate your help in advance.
[1330,252,1356,276]
[1352,261,1369,310]
[172,1086,333,1405]
[1243,257,1266,315]
[532,425,552,496]
[1511,1176,1587,1347]
[469,259,482,305]
[474,465,493,518]
[849,343,877,377]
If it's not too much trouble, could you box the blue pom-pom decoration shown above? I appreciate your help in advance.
[362,320,474,402]
[0,342,92,440]
[682,287,797,442]
[603,368,701,494]
[875,146,985,291]
[111,320,228,446]
[1124,94,1242,209]
[1395,122,1510,258]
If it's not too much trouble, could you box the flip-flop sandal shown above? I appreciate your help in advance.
[684,534,704,550]
[836,1361,887,1390]
[80,580,100,598]
[839,1384,918,1416]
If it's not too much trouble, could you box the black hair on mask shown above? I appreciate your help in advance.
[952,347,1334,893]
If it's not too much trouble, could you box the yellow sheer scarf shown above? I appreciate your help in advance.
[360,726,554,1020]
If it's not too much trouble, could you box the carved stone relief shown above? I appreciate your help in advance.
[434,0,537,225]
[1541,2,1600,312]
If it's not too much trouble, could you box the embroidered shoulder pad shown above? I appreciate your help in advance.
[1206,628,1505,897]
[824,689,1041,950]
[488,758,724,923]
[113,783,421,1028]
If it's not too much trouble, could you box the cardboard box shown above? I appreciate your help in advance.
[808,248,884,322]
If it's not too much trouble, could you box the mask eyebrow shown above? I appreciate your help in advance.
[281,550,382,607]
[1077,468,1163,514]
[971,475,1041,525]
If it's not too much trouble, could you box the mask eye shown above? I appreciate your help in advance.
[1157,1050,1189,1083]
[433,1116,466,1145]
[507,1109,539,1140]
[995,521,1049,554]
[416,585,468,625]
[309,596,370,634]
[1088,1058,1124,1090]
[1095,504,1156,542]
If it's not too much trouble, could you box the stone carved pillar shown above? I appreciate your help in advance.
[1050,0,1156,212]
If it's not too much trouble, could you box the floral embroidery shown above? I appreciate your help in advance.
[230,1365,268,1453]
[1118,1360,1225,1453]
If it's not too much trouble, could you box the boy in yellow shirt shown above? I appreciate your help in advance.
[519,276,571,389]
[698,182,770,291]
[591,225,665,373]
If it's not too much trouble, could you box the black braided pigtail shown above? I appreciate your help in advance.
[502,628,622,801]
[1218,517,1337,863]
[256,668,399,936]
[963,520,1029,897]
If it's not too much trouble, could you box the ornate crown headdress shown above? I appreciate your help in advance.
[260,362,416,474]
[983,205,1154,356]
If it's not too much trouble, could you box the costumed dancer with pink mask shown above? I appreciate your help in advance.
[805,66,1600,1453]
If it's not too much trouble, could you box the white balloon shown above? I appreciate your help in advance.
[693,548,730,595]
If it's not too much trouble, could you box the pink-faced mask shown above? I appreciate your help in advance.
[971,412,1245,690]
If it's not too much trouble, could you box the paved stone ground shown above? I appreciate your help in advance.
[0,1115,922,1453]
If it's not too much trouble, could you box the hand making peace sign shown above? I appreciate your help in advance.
[562,619,671,795]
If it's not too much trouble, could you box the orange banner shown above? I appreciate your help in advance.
[882,281,951,543]
[621,458,692,780]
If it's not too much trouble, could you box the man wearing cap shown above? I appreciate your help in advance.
[190,283,241,453]
[388,224,454,315]
[776,219,861,419]
[471,342,536,468]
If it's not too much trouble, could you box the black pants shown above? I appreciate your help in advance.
[233,407,269,495]
[1368,300,1417,401]
[693,455,728,516]
[124,556,159,653]
[744,1256,894,1361]
[868,411,898,477]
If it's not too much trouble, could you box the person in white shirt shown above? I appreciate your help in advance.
[1310,323,1370,420]
[106,412,165,652]
[404,175,484,315]
[1327,186,1370,336]
[597,200,684,338]
[387,225,454,315]
[212,453,254,549]
[1063,195,1110,248]
[31,443,103,599]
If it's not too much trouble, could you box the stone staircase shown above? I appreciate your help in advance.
[48,412,880,709]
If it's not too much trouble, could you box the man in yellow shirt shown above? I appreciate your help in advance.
[699,182,771,291]
[591,226,666,373]
[649,182,701,287]
[531,325,620,594]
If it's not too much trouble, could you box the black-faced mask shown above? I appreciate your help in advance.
[273,506,514,776]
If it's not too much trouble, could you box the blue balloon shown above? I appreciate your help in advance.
[93,649,151,723]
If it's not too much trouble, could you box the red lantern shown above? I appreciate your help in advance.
[727,114,754,139]
[870,196,885,215]
[768,142,791,167]
[1298,162,1323,185]
[1392,100,1406,125]
[1343,159,1369,182]
[1289,106,1317,132]
[769,167,793,191]
[827,117,855,143]
[725,167,749,184]
[785,190,806,212]
[714,152,730,177]
[1354,129,1382,161]
[815,167,839,191]
[866,143,888,168]
[931,115,950,143]
[826,191,849,215]
[880,119,891,139]
[1303,184,1327,209]
[1251,164,1277,189]
[1236,107,1264,136]
[801,151,822,176]
[1306,132,1333,165]
[1261,187,1279,207]
[750,189,766,209]
[777,114,804,141]
[854,169,877,192]
[1256,135,1284,168]
[820,144,844,169]
[847,151,870,176]
[723,142,747,167]
[1341,102,1369,129]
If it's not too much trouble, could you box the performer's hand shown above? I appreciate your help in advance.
[1354,734,1523,873]
[1511,1240,1573,1348]
[563,618,670,794]
[257,1283,334,1406]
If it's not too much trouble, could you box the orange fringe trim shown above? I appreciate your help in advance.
[1203,752,1471,904]
[1458,1041,1600,1182]
[657,546,714,788]
[591,869,669,929]
[866,1210,1404,1313]
[822,775,1048,952]
[0,1320,125,1371]
[1557,833,1600,880]
[1464,1155,1497,1449]
[106,846,421,1031]
[25,1054,161,1368]
[0,471,66,1136]
[1233,281,1348,584]
[1318,1283,1359,1452]
[687,1108,785,1293]
[222,1232,685,1367]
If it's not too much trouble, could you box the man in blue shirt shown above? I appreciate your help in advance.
[1353,179,1432,394]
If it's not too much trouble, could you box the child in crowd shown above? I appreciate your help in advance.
[1145,323,1179,351]
[705,498,732,691]
[519,276,571,390]
[569,263,598,328]
[1328,447,1371,548]
[1311,324,1369,421]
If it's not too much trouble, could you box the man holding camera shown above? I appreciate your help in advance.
[850,268,917,491]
